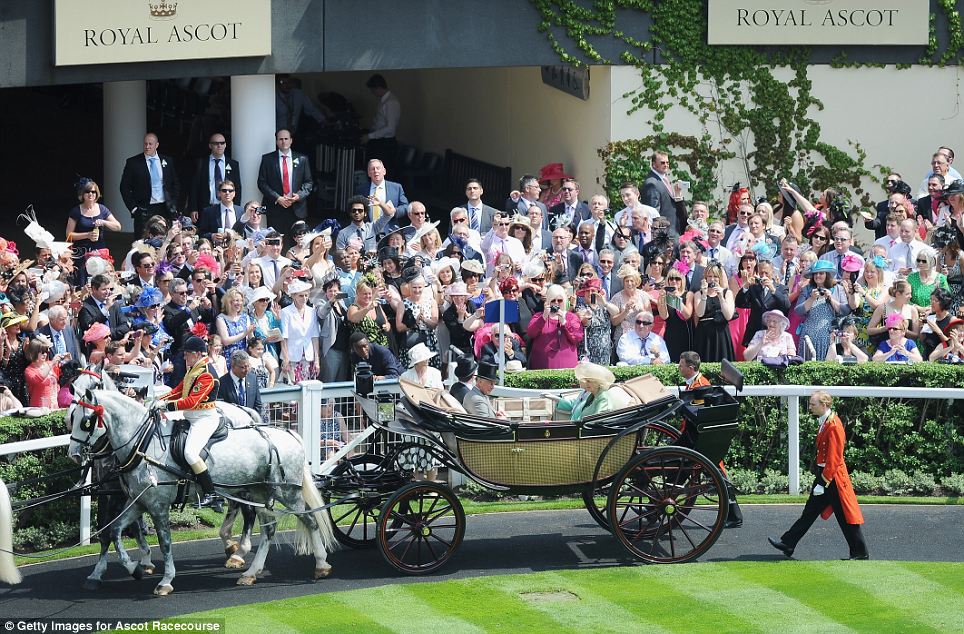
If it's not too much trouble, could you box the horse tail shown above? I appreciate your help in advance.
[0,480,22,585]
[296,465,337,555]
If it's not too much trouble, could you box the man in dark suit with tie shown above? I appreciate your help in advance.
[354,158,408,232]
[197,179,242,242]
[506,175,549,229]
[548,179,591,232]
[679,241,705,293]
[463,178,499,235]
[40,305,83,362]
[120,133,181,239]
[218,350,262,415]
[570,221,600,281]
[642,151,686,236]
[163,278,203,387]
[77,274,130,341]
[735,260,790,347]
[597,249,623,300]
[448,350,478,406]
[188,132,241,218]
[257,128,314,234]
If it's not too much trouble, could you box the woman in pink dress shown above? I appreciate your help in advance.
[24,338,63,409]
[526,284,584,369]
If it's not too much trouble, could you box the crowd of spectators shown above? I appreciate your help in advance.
[2,140,964,415]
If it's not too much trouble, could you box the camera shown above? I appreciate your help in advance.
[754,276,764,285]
[549,305,560,313]
[819,288,829,297]
[708,281,718,290]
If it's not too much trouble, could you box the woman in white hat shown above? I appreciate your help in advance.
[743,309,796,361]
[304,228,335,293]
[279,278,319,383]
[555,361,630,421]
[399,342,443,481]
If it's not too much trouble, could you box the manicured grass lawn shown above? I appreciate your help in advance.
[177,561,964,633]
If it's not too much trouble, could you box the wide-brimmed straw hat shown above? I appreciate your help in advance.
[574,361,615,389]
[407,343,437,367]
[377,226,417,252]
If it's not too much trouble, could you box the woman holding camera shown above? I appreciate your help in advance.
[611,264,652,341]
[573,272,618,365]
[794,260,852,359]
[24,337,65,409]
[825,319,870,363]
[692,262,735,362]
[527,284,584,370]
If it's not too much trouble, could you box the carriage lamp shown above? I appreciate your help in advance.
[355,362,374,396]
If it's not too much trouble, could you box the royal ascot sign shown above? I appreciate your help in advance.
[53,0,271,66]
[707,0,929,46]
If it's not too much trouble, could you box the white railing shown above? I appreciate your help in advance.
[2,380,961,545]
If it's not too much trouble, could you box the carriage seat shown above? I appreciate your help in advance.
[609,373,673,407]
[399,379,467,414]
[169,417,231,471]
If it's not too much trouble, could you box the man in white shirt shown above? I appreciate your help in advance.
[613,182,659,227]
[617,311,669,365]
[354,158,408,230]
[888,219,934,274]
[771,235,800,287]
[917,147,962,199]
[254,231,292,289]
[361,74,401,172]
[705,221,736,276]
[481,212,526,276]
[723,204,753,252]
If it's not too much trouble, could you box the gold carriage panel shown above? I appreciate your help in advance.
[456,433,636,488]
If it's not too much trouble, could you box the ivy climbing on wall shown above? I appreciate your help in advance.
[532,0,964,209]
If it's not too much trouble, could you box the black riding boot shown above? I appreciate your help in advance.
[195,469,216,495]
[724,482,743,528]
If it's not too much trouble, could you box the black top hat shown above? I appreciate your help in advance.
[183,336,207,353]
[780,182,801,211]
[476,361,500,383]
[454,355,478,381]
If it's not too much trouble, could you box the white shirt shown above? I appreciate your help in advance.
[254,254,292,289]
[369,91,401,139]
[145,153,165,204]
[886,239,934,272]
[616,329,670,366]
[613,204,659,227]
[480,232,526,276]
[280,303,320,362]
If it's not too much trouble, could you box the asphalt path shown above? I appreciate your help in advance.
[1,505,961,621]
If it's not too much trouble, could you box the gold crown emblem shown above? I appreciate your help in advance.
[149,1,178,19]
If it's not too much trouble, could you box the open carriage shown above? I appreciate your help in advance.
[318,364,744,574]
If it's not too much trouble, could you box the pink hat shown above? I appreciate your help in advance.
[538,163,572,183]
[884,313,906,329]
[83,322,111,343]
[445,282,469,296]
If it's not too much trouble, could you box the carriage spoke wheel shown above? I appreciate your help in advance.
[377,482,465,575]
[325,454,392,549]
[583,422,681,531]
[607,446,725,564]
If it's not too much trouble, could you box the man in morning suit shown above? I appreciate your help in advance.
[77,274,130,341]
[218,350,263,416]
[40,305,83,362]
[642,151,685,236]
[354,158,408,233]
[197,179,242,242]
[257,128,313,233]
[464,178,499,235]
[119,132,181,238]
[462,361,505,418]
[548,179,591,232]
[188,132,241,218]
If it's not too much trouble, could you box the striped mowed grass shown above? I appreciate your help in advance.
[180,560,963,633]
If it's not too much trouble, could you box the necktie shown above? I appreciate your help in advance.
[603,275,610,297]
[582,248,593,265]
[640,336,648,357]
[149,156,163,202]
[470,207,480,232]
[98,301,108,318]
[237,378,245,406]
[281,155,291,196]
[214,158,223,199]
[710,247,718,260]
[53,331,65,356]
[836,253,843,277]
[905,244,913,268]
[223,208,232,231]
[372,185,383,222]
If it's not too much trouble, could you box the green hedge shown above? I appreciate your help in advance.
[504,362,964,479]
[0,411,81,551]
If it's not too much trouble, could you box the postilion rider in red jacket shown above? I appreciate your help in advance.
[769,390,869,560]
[157,336,221,495]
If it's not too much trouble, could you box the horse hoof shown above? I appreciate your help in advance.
[153,584,174,596]
[224,541,239,556]
[224,555,245,569]
[142,566,155,576]
[82,579,101,591]
[313,566,332,580]
[237,575,256,586]
[131,566,144,581]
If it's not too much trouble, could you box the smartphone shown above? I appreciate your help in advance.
[335,292,349,300]
[678,181,691,191]
[666,294,682,310]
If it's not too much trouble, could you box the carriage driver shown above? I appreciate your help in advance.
[156,335,221,494]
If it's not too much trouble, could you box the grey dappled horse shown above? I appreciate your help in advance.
[70,367,260,589]
[58,389,336,595]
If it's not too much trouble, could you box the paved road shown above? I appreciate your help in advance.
[1,505,961,620]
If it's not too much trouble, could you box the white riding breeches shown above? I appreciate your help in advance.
[183,409,220,466]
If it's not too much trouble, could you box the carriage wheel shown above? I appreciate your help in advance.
[324,454,389,549]
[607,446,726,564]
[582,422,682,531]
[377,482,465,575]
